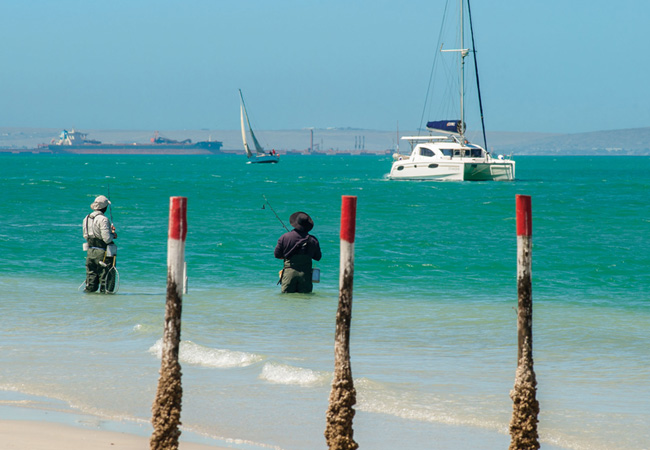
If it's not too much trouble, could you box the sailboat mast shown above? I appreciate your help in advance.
[459,0,465,139]
[239,90,253,158]
[467,0,489,152]
[239,89,251,133]
[238,89,265,155]
[239,90,253,137]
[240,105,252,158]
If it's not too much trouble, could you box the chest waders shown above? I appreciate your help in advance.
[84,215,118,294]
[281,254,314,293]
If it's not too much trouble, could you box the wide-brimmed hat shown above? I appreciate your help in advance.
[91,195,111,211]
[289,211,313,232]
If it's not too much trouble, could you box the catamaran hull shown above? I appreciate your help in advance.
[463,161,515,181]
[389,160,515,181]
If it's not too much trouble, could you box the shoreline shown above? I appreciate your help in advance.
[3,126,650,155]
[0,421,225,450]
[0,391,232,450]
[0,389,573,450]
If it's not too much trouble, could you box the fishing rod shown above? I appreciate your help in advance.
[105,182,119,293]
[262,195,289,231]
[107,182,114,224]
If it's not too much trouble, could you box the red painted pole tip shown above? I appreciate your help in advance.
[516,195,532,237]
[340,195,357,243]
[169,196,188,241]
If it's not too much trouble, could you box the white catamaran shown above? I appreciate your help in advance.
[239,89,280,164]
[389,0,514,181]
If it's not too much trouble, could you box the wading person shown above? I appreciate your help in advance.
[82,195,117,293]
[274,211,322,293]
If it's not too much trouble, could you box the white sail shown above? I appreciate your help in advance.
[240,104,253,158]
[238,89,280,164]
[248,115,265,156]
[239,89,266,157]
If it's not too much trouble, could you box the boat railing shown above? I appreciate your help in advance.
[400,134,466,153]
[401,135,459,143]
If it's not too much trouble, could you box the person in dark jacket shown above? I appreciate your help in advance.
[274,211,322,293]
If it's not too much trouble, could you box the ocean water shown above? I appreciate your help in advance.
[0,154,648,450]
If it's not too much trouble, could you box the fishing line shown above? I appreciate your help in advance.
[262,195,289,231]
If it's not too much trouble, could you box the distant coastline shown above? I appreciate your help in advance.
[1,126,649,155]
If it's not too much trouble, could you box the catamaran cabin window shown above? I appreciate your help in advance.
[420,148,435,157]
[441,149,453,156]
[470,148,483,157]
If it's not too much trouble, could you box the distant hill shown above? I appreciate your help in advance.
[2,126,649,155]
[490,127,650,155]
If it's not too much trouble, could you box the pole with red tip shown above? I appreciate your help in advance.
[151,196,187,450]
[516,194,533,362]
[509,194,540,450]
[325,195,359,450]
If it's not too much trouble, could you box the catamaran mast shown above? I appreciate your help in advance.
[467,0,489,152]
[460,0,465,139]
[441,0,469,138]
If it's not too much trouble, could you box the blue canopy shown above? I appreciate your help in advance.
[426,120,464,133]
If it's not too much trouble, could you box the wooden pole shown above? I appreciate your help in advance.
[509,194,540,450]
[325,195,359,450]
[516,195,533,362]
[151,196,187,450]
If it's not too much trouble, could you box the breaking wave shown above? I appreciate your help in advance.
[148,339,264,368]
[259,362,331,387]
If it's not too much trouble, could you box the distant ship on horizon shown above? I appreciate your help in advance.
[44,129,223,154]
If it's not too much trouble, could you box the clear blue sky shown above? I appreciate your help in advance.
[1,0,648,134]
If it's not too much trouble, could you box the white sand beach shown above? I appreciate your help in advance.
[0,420,227,450]
[0,395,231,450]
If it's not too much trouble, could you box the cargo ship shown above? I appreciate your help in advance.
[46,129,223,154]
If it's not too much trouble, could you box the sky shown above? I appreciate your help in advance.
[1,0,648,134]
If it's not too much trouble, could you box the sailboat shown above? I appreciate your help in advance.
[388,0,515,181]
[239,89,280,164]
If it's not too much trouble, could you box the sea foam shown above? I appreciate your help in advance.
[259,362,330,387]
[148,339,264,368]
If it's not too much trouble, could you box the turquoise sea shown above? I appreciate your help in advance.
[1,154,648,450]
